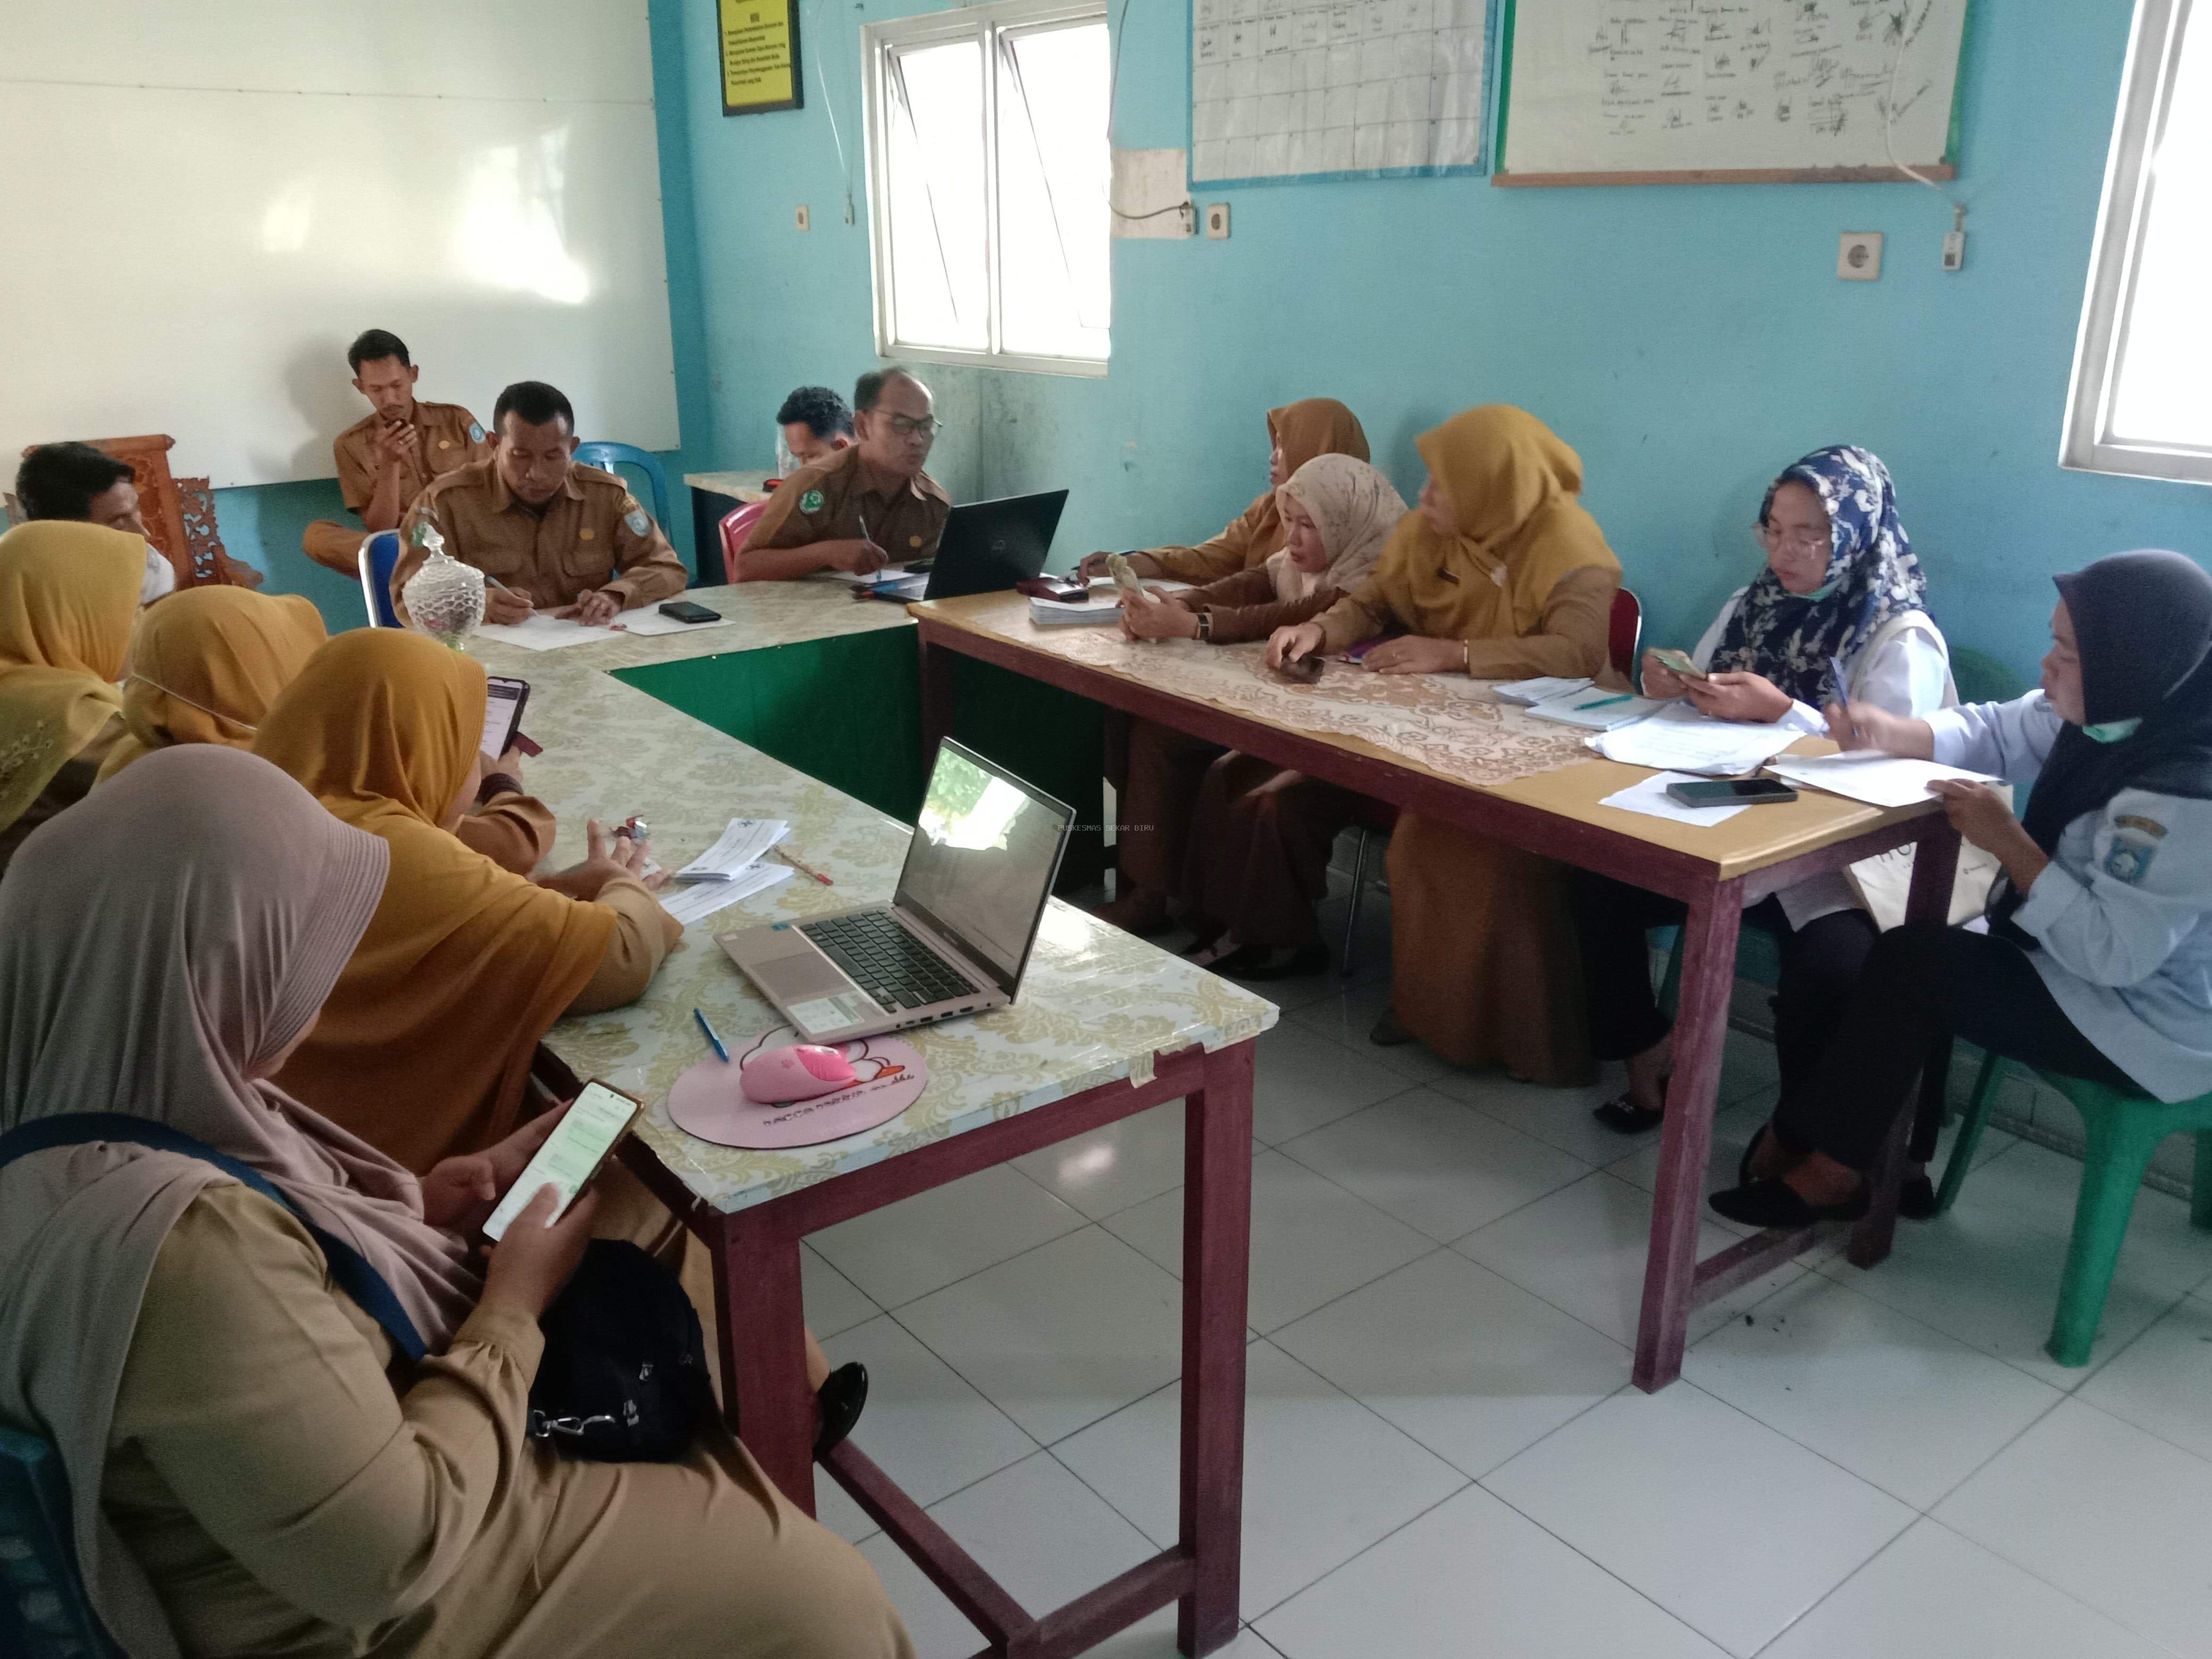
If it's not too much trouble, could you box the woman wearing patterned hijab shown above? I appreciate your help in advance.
[1572,446,1955,1135]
[1100,455,1406,962]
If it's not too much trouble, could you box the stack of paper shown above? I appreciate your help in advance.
[1030,579,1190,626]
[1591,704,1805,775]
[1493,675,1593,706]
[659,818,796,927]
[1598,771,1752,826]
[472,614,623,651]
[1763,752,2001,809]
[1528,690,1671,731]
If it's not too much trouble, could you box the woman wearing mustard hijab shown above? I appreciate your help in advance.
[0,521,141,875]
[95,586,327,780]
[1078,397,1370,584]
[253,630,681,1172]
[99,587,556,873]
[1271,405,1623,1081]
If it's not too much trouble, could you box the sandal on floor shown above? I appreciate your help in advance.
[1592,1094,1665,1135]
[1215,942,1329,981]
[1707,1178,1867,1230]
[814,1362,869,1459]
[1369,1009,1414,1047]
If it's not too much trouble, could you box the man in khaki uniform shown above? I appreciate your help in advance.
[737,367,950,581]
[301,329,490,575]
[393,379,685,627]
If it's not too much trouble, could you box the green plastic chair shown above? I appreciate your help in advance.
[1936,1052,2212,1365]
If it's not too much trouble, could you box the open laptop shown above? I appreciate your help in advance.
[719,740,1075,1043]
[864,490,1069,601]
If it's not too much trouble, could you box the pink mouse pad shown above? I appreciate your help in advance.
[666,1037,928,1150]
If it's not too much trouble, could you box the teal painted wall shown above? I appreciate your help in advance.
[660,0,2211,682]
[204,0,718,633]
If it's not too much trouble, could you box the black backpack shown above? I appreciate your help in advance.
[527,1239,716,1462]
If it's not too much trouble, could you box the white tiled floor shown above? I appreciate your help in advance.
[799,960,2212,1657]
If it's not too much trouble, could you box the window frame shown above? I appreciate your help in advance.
[2062,0,2212,485]
[861,0,1112,379]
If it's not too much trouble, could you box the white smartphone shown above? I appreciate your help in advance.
[480,1080,642,1242]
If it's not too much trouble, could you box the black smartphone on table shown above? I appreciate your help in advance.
[658,600,723,624]
[481,676,530,759]
[1666,778,1799,808]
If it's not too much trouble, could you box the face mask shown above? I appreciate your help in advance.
[2083,717,2142,743]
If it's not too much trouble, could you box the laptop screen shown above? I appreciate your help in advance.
[895,741,1073,993]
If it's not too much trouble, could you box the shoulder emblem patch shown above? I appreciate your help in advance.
[2106,842,2157,885]
[624,509,650,536]
[468,421,485,443]
[800,488,825,514]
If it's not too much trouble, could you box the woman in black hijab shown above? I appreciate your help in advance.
[1711,549,2212,1229]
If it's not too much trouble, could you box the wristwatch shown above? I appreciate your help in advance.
[1195,609,1213,643]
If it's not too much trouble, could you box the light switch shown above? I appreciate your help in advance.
[795,205,811,232]
[1204,203,1230,239]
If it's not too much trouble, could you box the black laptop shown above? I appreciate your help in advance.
[916,490,1069,599]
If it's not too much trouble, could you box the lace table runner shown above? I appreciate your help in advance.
[1041,630,1592,786]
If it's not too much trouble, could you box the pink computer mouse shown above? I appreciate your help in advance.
[740,1043,858,1104]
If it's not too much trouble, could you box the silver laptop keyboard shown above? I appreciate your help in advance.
[801,911,976,1012]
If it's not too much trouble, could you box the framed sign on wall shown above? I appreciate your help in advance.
[720,0,803,115]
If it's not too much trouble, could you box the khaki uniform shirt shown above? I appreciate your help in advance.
[739,445,950,576]
[393,458,686,623]
[334,399,488,515]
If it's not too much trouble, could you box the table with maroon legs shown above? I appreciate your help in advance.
[910,590,1962,1391]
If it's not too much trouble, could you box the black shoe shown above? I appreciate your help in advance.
[814,1362,868,1459]
[1218,942,1329,981]
[1708,1178,1869,1230]
[1591,1093,1665,1135]
[1898,1175,1939,1221]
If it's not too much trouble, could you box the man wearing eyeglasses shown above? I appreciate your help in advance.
[733,366,951,581]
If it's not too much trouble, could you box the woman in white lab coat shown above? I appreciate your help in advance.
[1713,549,2212,1227]
[1571,447,1951,1137]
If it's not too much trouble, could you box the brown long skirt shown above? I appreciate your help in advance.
[1183,754,1365,949]
[1385,813,1594,1085]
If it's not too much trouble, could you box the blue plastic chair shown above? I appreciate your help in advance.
[357,530,402,628]
[1,1425,125,1657]
[573,442,670,534]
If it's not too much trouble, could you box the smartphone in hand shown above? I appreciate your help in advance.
[481,1080,642,1241]
[1649,648,1707,682]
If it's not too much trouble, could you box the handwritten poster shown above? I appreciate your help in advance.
[1192,0,1494,185]
[720,0,802,116]
[1497,0,1970,179]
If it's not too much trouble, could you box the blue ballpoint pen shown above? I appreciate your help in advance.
[693,1008,730,1063]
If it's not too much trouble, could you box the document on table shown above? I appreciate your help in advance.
[677,817,790,878]
[616,607,745,638]
[1763,752,2002,809]
[1598,771,1750,826]
[1590,705,1803,776]
[658,818,796,926]
[661,862,792,926]
[1492,674,1594,706]
[471,614,623,651]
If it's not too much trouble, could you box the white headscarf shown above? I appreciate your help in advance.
[0,745,481,1658]
[1265,454,1408,604]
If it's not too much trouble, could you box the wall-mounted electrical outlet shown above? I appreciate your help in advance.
[1204,202,1230,239]
[1942,229,1966,271]
[795,205,811,232]
[1837,231,1882,281]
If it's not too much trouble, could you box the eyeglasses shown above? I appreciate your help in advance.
[1758,521,1830,554]
[886,415,939,438]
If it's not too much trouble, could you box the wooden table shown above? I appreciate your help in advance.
[683,467,775,577]
[514,652,1274,1658]
[909,590,1963,1392]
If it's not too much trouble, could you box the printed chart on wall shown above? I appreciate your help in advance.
[720,0,801,115]
[1494,0,1971,185]
[1192,0,1496,186]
